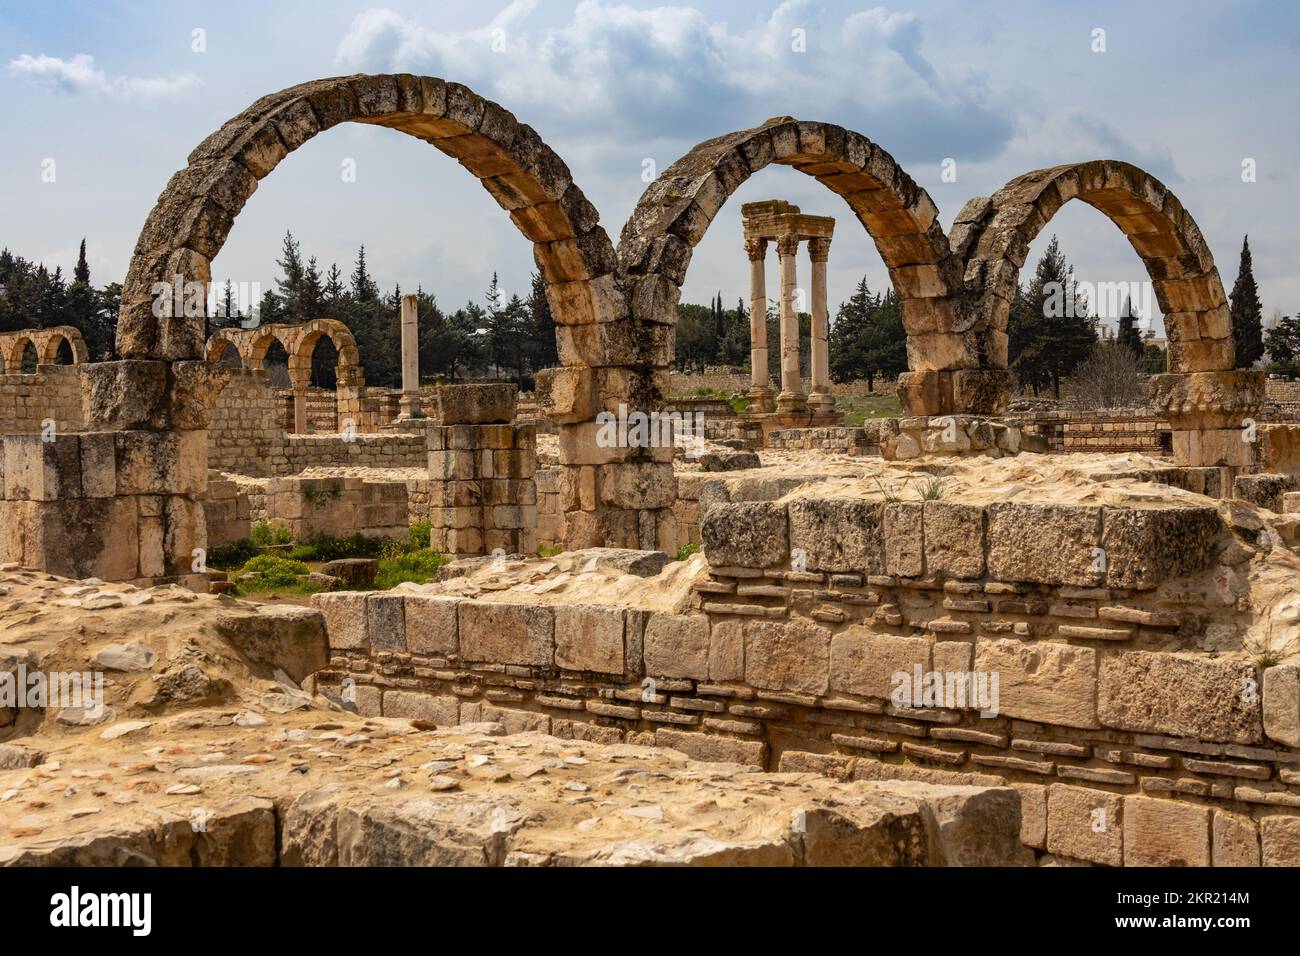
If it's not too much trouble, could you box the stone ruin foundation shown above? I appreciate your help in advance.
[3,72,1300,870]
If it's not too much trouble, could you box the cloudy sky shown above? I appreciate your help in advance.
[3,0,1298,332]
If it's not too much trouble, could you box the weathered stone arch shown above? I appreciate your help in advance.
[955,159,1262,463]
[246,329,292,370]
[119,74,615,362]
[0,327,88,372]
[205,329,243,364]
[957,159,1237,378]
[289,318,361,386]
[37,326,89,365]
[5,336,36,373]
[618,118,962,355]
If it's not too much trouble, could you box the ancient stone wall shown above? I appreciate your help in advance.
[311,489,1300,866]
[535,466,563,551]
[1266,379,1300,403]
[208,368,283,475]
[264,475,410,540]
[0,365,85,434]
[202,476,251,546]
[281,433,428,472]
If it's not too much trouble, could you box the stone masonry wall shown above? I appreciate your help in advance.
[264,476,410,540]
[0,365,85,435]
[208,369,283,476]
[312,493,1300,866]
[428,422,537,556]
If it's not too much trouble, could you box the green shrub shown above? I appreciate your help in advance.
[373,550,450,589]
[240,553,310,586]
[675,541,700,561]
[408,520,432,550]
[234,553,320,595]
[537,544,564,558]
[207,538,259,570]
[250,521,293,548]
[298,533,389,562]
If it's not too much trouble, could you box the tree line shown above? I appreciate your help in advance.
[0,229,1282,392]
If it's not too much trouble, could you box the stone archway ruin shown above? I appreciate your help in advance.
[0,326,88,372]
[18,73,1253,585]
[206,319,364,432]
[955,159,1262,463]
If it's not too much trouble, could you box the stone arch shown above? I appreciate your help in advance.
[246,328,293,371]
[288,318,361,388]
[119,74,614,362]
[37,326,89,365]
[614,117,981,418]
[5,335,35,373]
[619,118,960,353]
[205,328,244,364]
[957,160,1236,377]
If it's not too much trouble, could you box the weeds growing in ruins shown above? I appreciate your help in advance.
[919,476,948,500]
[676,541,700,561]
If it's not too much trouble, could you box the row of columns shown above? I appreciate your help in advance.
[745,233,833,415]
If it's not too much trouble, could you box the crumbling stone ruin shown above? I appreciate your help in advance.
[3,73,1300,868]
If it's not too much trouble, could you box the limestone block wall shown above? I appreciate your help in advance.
[202,477,251,546]
[280,433,429,472]
[766,427,886,456]
[264,476,409,540]
[535,466,562,551]
[208,369,284,476]
[428,422,537,556]
[0,429,207,586]
[312,492,1300,866]
[0,365,85,435]
[1266,379,1300,403]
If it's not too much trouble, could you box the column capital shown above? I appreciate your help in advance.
[743,236,767,261]
[807,236,831,262]
[775,234,801,258]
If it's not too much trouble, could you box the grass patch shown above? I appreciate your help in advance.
[408,520,431,550]
[537,544,564,558]
[234,554,322,596]
[373,550,451,589]
[206,538,259,571]
[837,393,902,426]
[675,541,700,561]
[250,521,293,548]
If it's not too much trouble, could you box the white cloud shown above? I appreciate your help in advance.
[7,53,200,99]
[334,1,1018,163]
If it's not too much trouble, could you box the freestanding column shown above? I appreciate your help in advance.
[775,234,805,414]
[807,237,833,414]
[399,293,419,419]
[744,237,772,414]
[292,382,309,433]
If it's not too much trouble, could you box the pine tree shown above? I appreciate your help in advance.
[1229,235,1265,368]
[74,239,90,285]
[1117,296,1144,359]
[485,272,502,316]
[275,231,306,321]
[350,246,377,302]
[526,272,558,373]
[324,263,345,302]
[1011,236,1098,398]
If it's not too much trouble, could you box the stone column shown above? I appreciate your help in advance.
[399,294,420,419]
[744,237,771,414]
[807,237,833,414]
[775,234,805,414]
[290,378,309,434]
